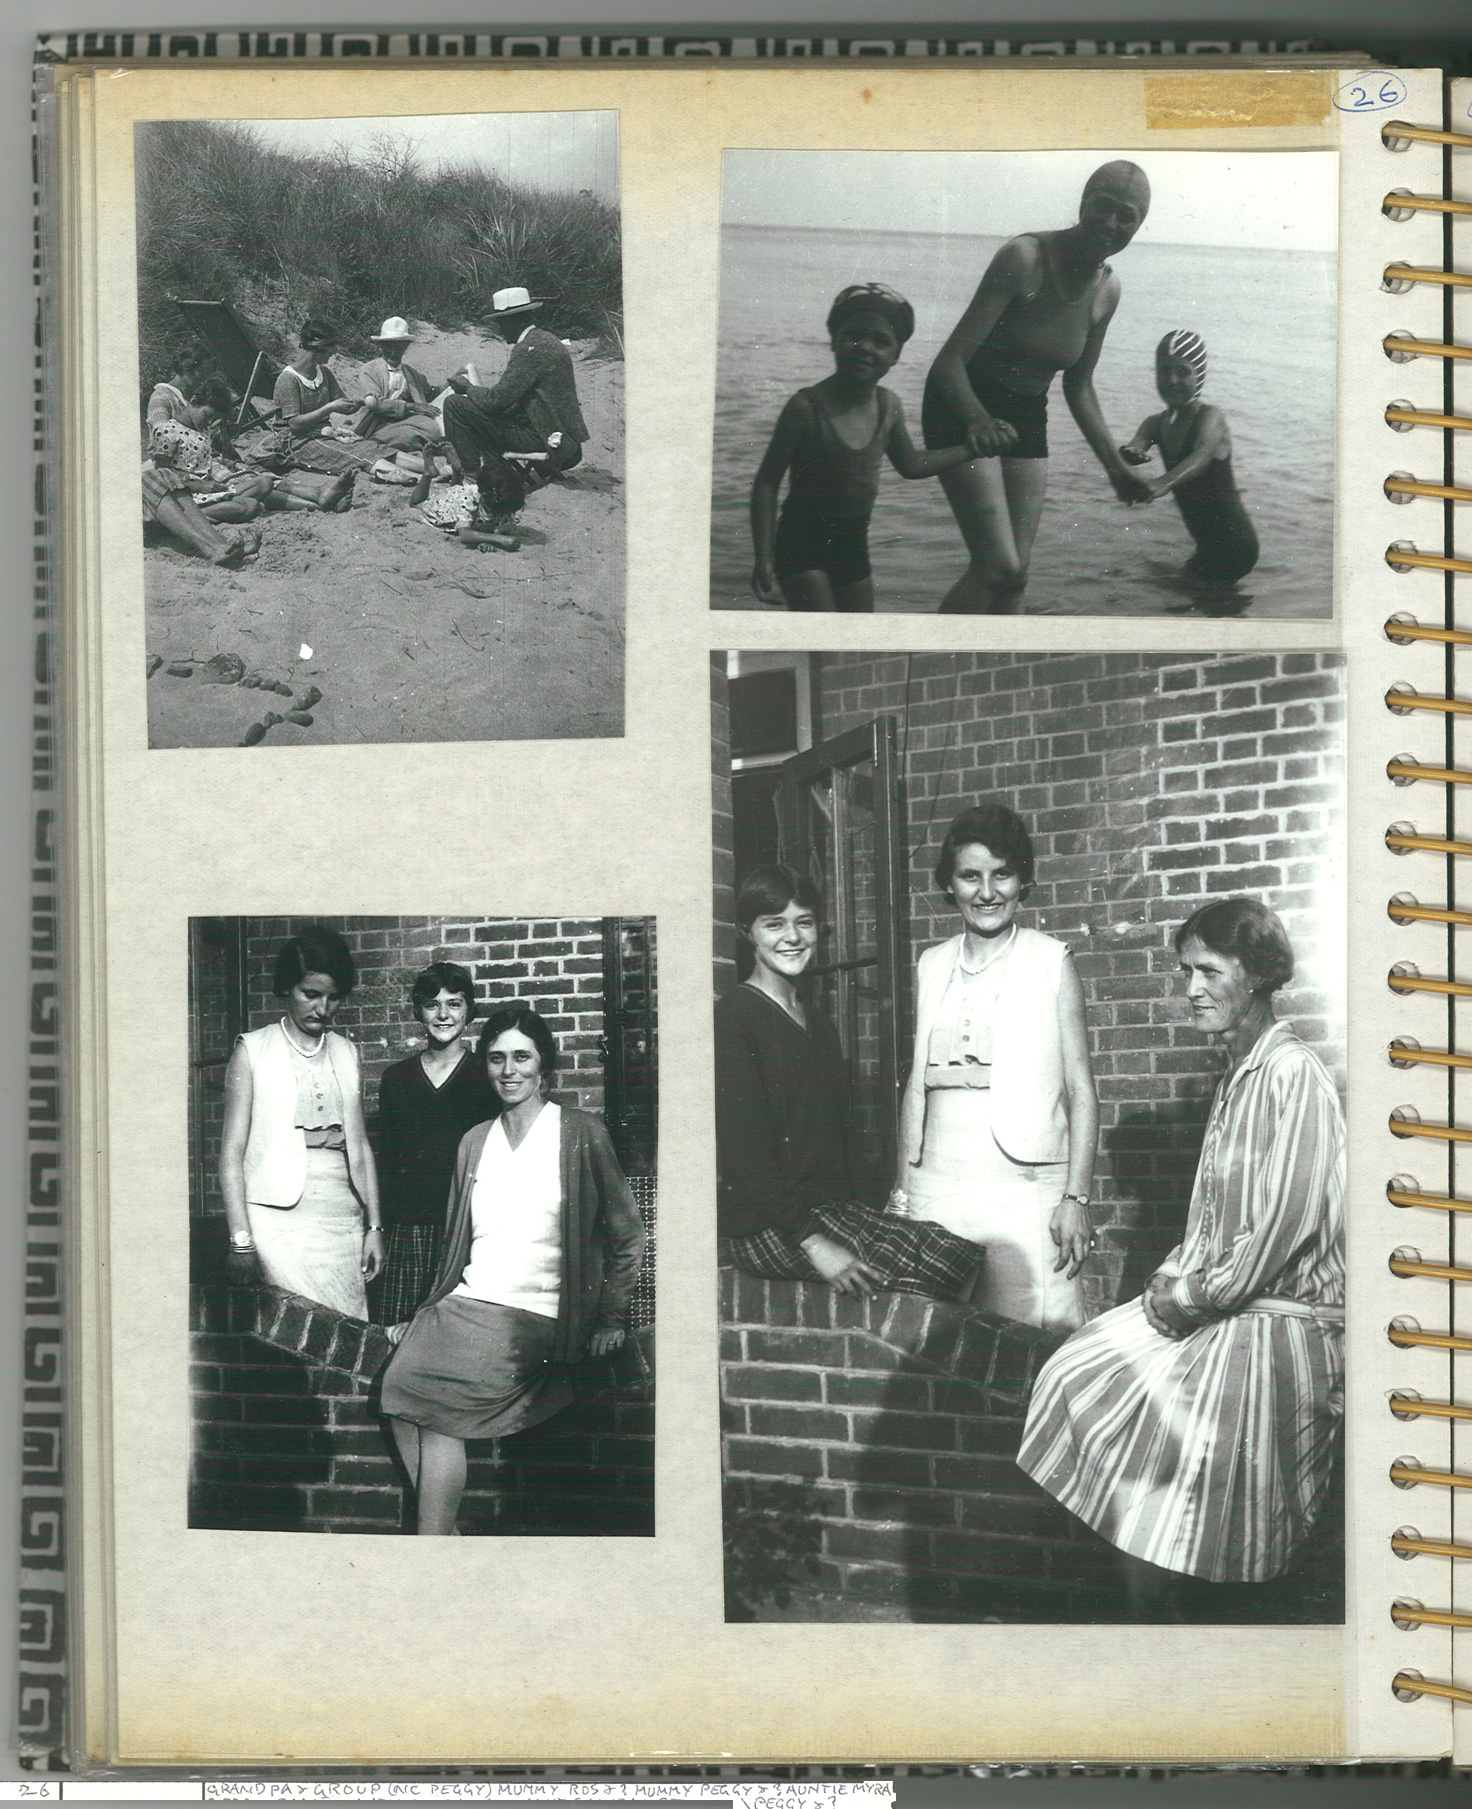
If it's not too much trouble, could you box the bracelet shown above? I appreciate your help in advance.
[229,1237,255,1253]
[364,1224,382,1234]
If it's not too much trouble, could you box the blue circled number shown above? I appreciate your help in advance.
[1332,73,1406,112]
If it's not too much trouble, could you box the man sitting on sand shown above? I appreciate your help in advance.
[442,287,588,527]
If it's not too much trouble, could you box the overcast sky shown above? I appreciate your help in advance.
[722,148,1337,252]
[239,111,619,201]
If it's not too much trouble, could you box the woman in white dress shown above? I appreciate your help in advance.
[1017,899,1345,1613]
[217,927,384,1317]
[380,1004,645,1536]
[891,802,1098,1331]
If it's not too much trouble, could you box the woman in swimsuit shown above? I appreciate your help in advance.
[750,284,985,612]
[924,161,1154,615]
[1120,330,1260,585]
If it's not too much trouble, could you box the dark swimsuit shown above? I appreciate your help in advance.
[1165,414,1259,582]
[922,234,1110,461]
[774,386,898,600]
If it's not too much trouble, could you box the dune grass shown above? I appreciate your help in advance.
[135,119,622,396]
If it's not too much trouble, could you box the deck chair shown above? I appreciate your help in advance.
[168,298,281,427]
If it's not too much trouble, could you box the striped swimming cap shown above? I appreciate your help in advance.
[1156,329,1207,395]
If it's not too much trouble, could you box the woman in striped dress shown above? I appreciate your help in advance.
[1017,898,1344,1611]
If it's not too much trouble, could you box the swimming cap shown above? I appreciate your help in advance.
[1081,159,1152,217]
[827,283,916,346]
[1156,329,1207,397]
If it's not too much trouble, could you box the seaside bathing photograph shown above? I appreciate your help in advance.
[188,915,656,1537]
[712,650,1345,1622]
[710,149,1337,619]
[136,112,625,747]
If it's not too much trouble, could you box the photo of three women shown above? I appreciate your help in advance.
[715,804,1344,1616]
[218,926,645,1536]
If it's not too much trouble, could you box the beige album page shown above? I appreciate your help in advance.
[54,57,1448,1763]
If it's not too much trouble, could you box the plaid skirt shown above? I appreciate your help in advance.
[140,464,193,522]
[369,1224,444,1326]
[725,1201,979,1298]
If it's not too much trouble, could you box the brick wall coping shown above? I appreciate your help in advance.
[720,1265,1064,1407]
[201,1283,654,1397]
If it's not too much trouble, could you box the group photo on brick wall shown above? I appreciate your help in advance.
[188,913,656,1538]
[712,648,1345,1623]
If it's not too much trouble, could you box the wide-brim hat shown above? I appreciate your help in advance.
[370,315,414,344]
[489,286,546,319]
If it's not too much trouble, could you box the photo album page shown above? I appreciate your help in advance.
[42,53,1466,1765]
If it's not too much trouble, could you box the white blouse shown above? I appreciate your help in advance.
[453,1102,563,1319]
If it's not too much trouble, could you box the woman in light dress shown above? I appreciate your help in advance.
[380,1004,645,1536]
[1018,898,1345,1613]
[891,803,1098,1331]
[218,927,383,1317]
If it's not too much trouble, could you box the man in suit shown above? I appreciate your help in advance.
[443,286,590,524]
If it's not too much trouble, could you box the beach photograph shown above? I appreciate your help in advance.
[135,111,625,747]
[710,149,1337,618]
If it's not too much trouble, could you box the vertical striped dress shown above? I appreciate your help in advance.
[1017,1020,1344,1583]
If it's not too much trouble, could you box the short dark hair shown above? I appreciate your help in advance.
[298,317,337,350]
[734,863,823,935]
[475,1002,559,1076]
[272,926,356,998]
[410,961,477,1018]
[1174,898,1295,994]
[934,803,1035,893]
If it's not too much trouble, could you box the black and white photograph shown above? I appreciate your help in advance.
[189,915,656,1537]
[137,112,625,747]
[713,650,1345,1621]
[710,149,1336,618]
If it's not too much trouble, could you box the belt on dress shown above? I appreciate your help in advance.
[1239,1295,1345,1325]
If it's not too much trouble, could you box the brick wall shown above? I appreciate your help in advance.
[713,651,1345,1313]
[720,1270,1342,1624]
[190,915,614,1221]
[191,1283,655,1536]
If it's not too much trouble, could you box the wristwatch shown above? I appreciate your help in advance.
[1062,1192,1091,1209]
[229,1231,255,1251]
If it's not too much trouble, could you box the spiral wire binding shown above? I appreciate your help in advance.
[1383,109,1472,1711]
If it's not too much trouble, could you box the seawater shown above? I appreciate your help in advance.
[710,224,1335,618]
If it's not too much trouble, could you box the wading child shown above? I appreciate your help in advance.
[750,284,986,612]
[1119,329,1259,584]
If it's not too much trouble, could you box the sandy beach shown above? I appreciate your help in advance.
[145,326,625,748]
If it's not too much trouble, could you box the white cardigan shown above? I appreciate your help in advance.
[901,927,1071,1166]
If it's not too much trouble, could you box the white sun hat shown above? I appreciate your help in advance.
[489,287,546,318]
[370,316,414,343]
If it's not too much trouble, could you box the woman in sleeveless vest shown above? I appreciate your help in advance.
[891,804,1099,1332]
[380,1004,645,1535]
[923,161,1154,614]
[1017,900,1344,1608]
[218,926,383,1318]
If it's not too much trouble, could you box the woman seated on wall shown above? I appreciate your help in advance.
[715,863,980,1300]
[380,1004,645,1536]
[370,961,499,1326]
[218,926,383,1316]
[889,802,1099,1332]
[1018,898,1345,1616]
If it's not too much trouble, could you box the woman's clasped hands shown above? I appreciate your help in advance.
[1141,1269,1196,1341]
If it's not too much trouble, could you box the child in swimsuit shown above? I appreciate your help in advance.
[750,285,986,612]
[1120,330,1259,584]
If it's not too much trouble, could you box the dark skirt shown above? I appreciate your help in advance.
[380,1294,574,1439]
[723,1200,980,1298]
